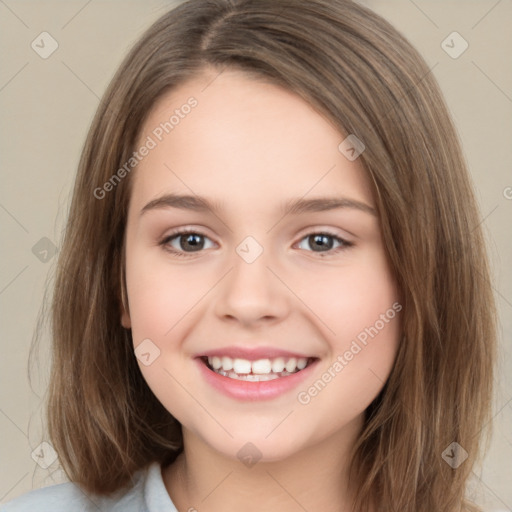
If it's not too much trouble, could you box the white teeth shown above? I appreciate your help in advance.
[221,356,233,371]
[206,355,311,377]
[297,357,308,370]
[232,358,252,374]
[252,359,272,374]
[285,358,297,372]
[271,358,286,373]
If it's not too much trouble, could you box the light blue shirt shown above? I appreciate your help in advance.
[0,462,178,511]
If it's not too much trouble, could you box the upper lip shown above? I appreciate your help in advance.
[196,346,316,361]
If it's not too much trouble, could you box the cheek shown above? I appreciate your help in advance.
[125,254,202,417]
[296,252,400,345]
[124,250,218,407]
[295,256,401,416]
[125,248,213,341]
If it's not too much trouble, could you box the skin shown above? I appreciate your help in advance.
[121,68,401,512]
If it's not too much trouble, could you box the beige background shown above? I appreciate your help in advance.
[0,0,510,509]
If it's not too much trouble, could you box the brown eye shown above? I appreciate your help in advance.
[297,232,352,253]
[176,233,205,252]
[161,230,215,256]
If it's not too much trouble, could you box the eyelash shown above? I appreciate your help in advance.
[159,229,354,258]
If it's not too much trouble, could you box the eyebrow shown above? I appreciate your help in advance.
[140,193,377,217]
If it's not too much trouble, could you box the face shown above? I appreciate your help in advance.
[121,68,401,463]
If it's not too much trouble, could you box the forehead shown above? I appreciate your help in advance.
[130,69,373,214]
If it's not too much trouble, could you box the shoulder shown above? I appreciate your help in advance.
[1,481,95,512]
[0,465,152,512]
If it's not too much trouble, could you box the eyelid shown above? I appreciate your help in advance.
[159,226,355,259]
[293,222,354,241]
[160,226,214,242]
[293,229,353,252]
[159,227,216,256]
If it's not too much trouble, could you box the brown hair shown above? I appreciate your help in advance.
[38,0,496,510]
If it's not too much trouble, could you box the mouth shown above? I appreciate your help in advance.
[198,355,319,382]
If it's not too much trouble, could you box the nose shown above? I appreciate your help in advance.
[213,247,291,328]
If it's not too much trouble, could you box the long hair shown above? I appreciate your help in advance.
[41,1,496,510]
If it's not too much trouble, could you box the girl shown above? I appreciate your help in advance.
[2,0,497,511]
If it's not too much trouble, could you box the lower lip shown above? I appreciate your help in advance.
[195,357,319,401]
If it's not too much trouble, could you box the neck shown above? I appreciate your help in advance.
[162,415,365,512]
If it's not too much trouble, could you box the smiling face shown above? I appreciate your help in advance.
[121,68,401,463]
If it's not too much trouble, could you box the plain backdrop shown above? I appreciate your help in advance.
[0,0,511,510]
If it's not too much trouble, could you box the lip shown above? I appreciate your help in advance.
[195,356,319,401]
[196,346,314,361]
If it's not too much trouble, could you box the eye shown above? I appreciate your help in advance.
[160,230,215,256]
[159,229,353,257]
[296,232,353,254]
